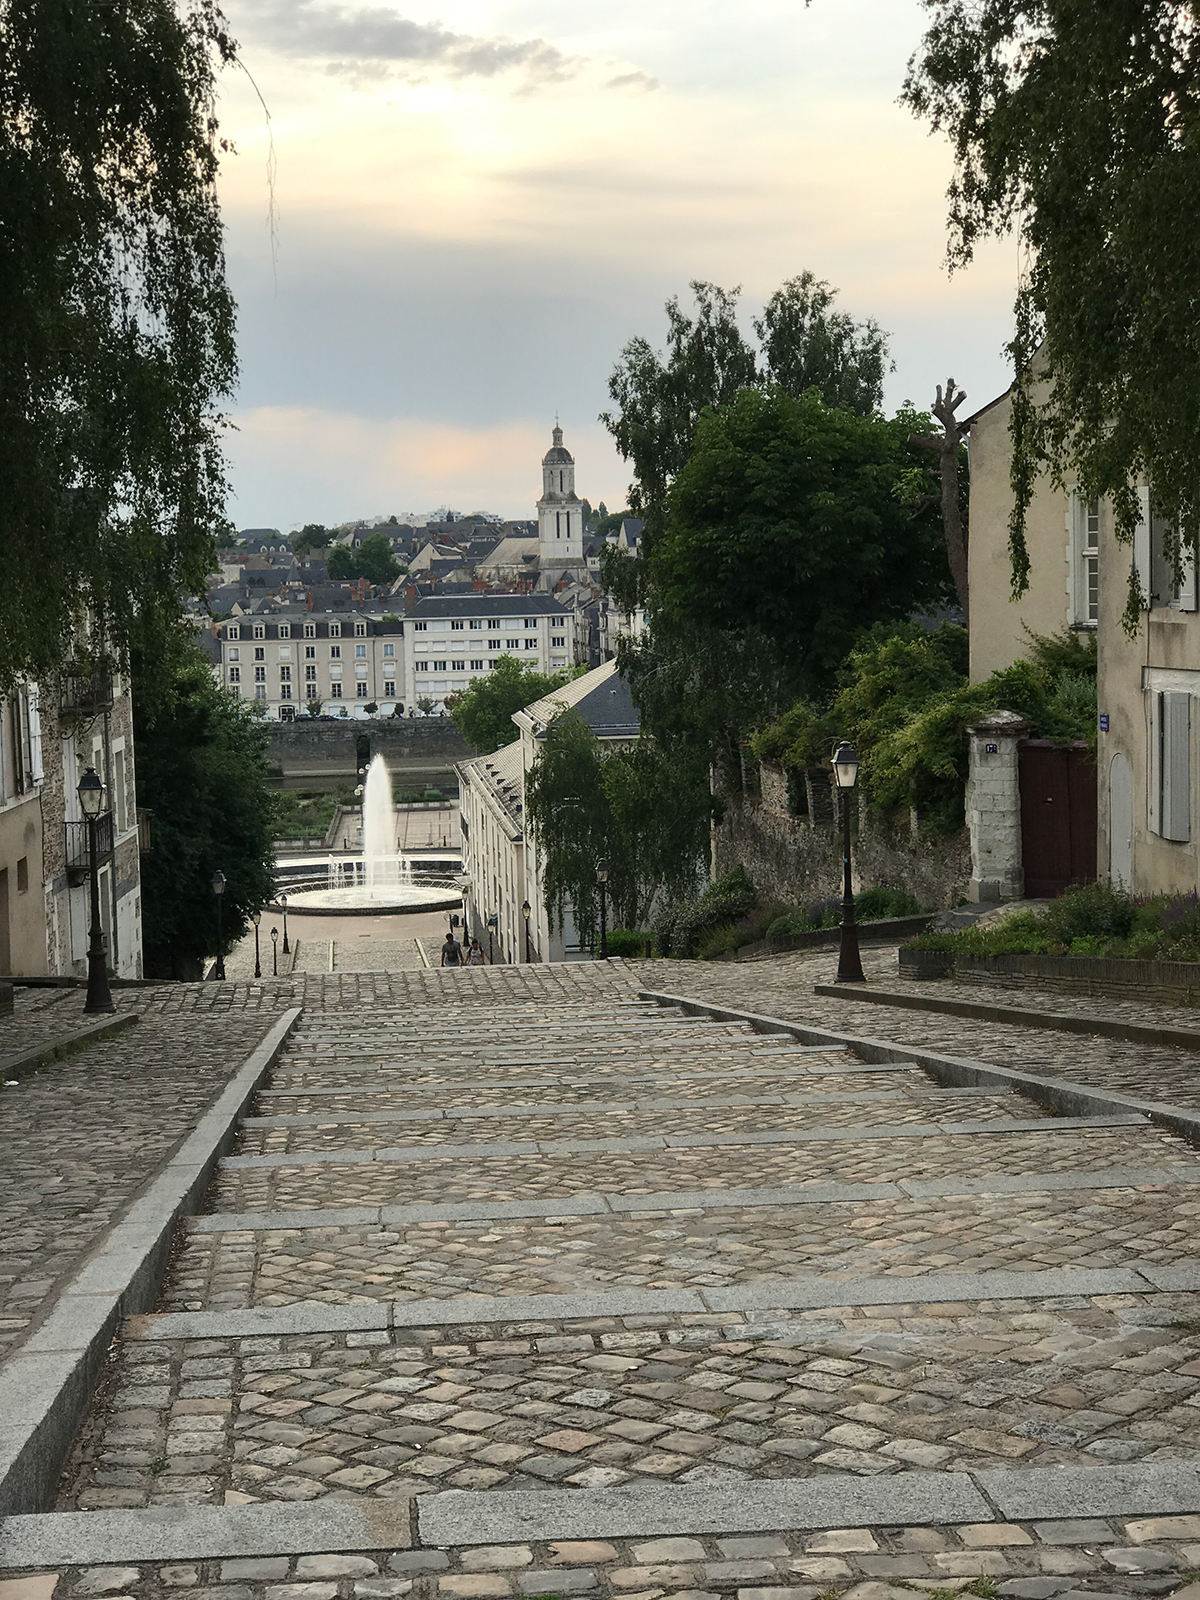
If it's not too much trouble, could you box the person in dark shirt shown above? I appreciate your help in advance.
[440,932,462,968]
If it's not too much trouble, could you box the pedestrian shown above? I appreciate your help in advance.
[465,936,485,966]
[440,930,463,969]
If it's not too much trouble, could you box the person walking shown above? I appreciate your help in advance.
[465,936,485,966]
[440,930,463,969]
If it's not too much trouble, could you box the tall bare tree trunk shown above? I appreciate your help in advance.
[909,379,969,616]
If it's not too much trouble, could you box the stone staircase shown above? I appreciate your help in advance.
[10,977,1200,1594]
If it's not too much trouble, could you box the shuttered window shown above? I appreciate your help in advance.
[1159,691,1191,842]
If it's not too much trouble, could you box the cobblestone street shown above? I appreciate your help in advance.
[10,953,1200,1599]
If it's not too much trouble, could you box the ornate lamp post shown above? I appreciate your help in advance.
[77,767,114,1015]
[280,893,290,954]
[486,913,498,965]
[596,858,609,960]
[212,870,227,980]
[832,741,865,983]
[271,925,279,976]
[251,910,262,978]
[521,900,532,964]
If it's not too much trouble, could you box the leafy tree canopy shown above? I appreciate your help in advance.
[651,388,953,700]
[131,632,277,978]
[0,0,237,693]
[292,523,331,554]
[524,709,712,948]
[902,1,1200,617]
[449,653,577,754]
[325,534,400,586]
[601,275,891,527]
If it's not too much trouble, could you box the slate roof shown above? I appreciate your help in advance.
[458,737,524,837]
[410,594,569,619]
[518,658,639,741]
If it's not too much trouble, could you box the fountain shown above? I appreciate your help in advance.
[281,754,463,915]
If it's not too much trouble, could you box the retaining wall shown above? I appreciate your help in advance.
[267,719,473,792]
[714,783,971,911]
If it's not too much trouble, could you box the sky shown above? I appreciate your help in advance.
[215,0,1019,531]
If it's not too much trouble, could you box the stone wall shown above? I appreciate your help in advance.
[267,718,473,792]
[714,764,971,911]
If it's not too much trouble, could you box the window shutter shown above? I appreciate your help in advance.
[1179,544,1199,611]
[1162,691,1192,842]
[1134,486,1152,603]
[27,684,43,782]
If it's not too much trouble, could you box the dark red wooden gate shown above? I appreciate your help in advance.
[1018,740,1098,898]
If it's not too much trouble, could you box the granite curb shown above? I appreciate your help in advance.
[637,988,1200,1144]
[813,981,1200,1052]
[0,1011,138,1084]
[125,1260,1174,1341]
[0,1005,302,1516]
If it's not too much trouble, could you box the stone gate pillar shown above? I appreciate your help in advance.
[966,710,1029,902]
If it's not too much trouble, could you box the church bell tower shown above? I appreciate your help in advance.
[537,424,584,565]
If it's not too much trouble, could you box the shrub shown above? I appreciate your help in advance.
[606,928,655,958]
[854,886,922,920]
[1043,881,1136,943]
[655,865,757,958]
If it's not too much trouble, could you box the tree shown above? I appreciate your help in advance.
[601,275,892,537]
[131,634,277,979]
[353,533,401,587]
[902,1,1200,618]
[450,654,577,754]
[755,272,890,415]
[306,697,322,717]
[908,379,969,611]
[0,0,237,694]
[524,710,711,948]
[326,545,354,580]
[292,523,331,555]
[651,388,953,700]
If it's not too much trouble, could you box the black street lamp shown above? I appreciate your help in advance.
[521,899,532,964]
[77,767,114,1015]
[596,858,609,960]
[280,893,290,954]
[486,912,498,965]
[271,925,279,976]
[212,870,227,980]
[251,910,262,978]
[832,741,865,984]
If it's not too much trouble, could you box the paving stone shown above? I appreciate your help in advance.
[959,1526,1035,1548]
[1126,1519,1200,1542]
[0,1581,59,1600]
[516,1571,598,1594]
[461,1551,534,1572]
[1033,1523,1119,1545]
[1103,1550,1179,1574]
[220,1562,290,1582]
[160,1570,201,1587]
[264,1587,340,1600]
[805,1531,879,1554]
[354,1584,414,1600]
[295,1557,380,1578]
[548,1545,619,1564]
[72,1574,143,1597]
[632,1542,708,1564]
[439,1580,514,1598]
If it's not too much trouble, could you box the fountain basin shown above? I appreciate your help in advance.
[281,883,462,916]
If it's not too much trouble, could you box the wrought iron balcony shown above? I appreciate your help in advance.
[59,670,115,716]
[65,813,114,884]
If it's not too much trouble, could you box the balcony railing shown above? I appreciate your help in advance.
[65,813,114,883]
[59,670,115,716]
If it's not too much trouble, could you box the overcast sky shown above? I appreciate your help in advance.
[215,0,1018,531]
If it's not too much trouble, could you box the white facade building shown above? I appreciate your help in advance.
[205,611,405,719]
[404,595,574,707]
[456,659,640,963]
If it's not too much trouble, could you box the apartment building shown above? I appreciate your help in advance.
[404,595,574,705]
[207,611,405,718]
[0,669,143,978]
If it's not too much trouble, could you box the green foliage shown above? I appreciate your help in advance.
[594,509,630,538]
[605,928,656,958]
[326,545,354,579]
[292,523,331,555]
[654,865,757,960]
[755,272,891,416]
[766,887,922,942]
[524,710,713,950]
[132,634,277,979]
[653,388,953,700]
[0,0,238,693]
[910,882,1200,962]
[450,654,576,755]
[751,624,1096,834]
[902,2,1200,618]
[324,535,400,586]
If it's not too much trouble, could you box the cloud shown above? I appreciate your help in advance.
[244,1,578,83]
[605,71,659,93]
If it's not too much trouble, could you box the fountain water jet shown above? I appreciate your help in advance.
[280,754,462,914]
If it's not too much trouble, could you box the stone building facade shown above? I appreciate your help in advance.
[0,670,143,978]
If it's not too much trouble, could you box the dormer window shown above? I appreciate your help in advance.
[253,624,265,640]
[355,621,367,636]
[278,623,290,639]
[329,622,341,637]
